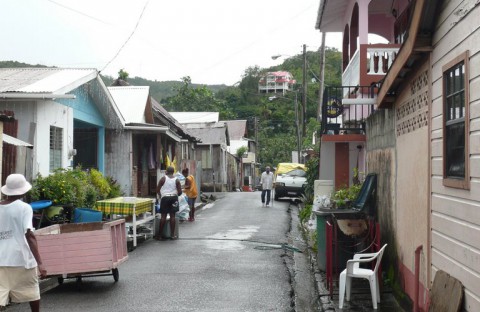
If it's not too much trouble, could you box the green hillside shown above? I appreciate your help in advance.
[0,47,343,168]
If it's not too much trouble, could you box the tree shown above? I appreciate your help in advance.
[118,69,129,80]
[163,76,235,120]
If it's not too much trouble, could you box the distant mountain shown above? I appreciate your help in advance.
[0,61,49,68]
[0,61,228,102]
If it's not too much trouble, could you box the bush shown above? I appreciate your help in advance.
[29,167,123,208]
[299,203,313,224]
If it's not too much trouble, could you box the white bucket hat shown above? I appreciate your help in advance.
[1,173,32,196]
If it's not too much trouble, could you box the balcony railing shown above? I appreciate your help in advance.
[321,85,379,135]
[342,44,401,89]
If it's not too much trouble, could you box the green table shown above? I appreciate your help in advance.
[95,197,153,215]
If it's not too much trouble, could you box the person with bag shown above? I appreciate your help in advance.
[0,174,47,312]
[155,166,182,240]
[181,168,198,222]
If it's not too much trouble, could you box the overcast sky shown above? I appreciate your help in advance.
[1,0,342,85]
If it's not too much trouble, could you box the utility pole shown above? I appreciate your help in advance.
[317,33,326,122]
[294,92,301,163]
[302,43,307,138]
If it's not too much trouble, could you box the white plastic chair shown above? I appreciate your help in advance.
[339,244,387,309]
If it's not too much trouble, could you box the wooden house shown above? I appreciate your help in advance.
[317,0,480,310]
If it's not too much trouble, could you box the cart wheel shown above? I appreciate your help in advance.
[57,277,64,285]
[112,268,119,282]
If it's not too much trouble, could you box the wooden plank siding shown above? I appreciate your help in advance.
[36,221,128,277]
[430,0,480,310]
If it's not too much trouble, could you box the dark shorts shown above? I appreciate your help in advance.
[160,196,179,214]
[187,197,196,207]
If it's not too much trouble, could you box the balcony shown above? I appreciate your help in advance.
[321,85,379,136]
[342,44,401,91]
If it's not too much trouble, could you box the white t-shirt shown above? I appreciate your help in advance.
[0,199,38,269]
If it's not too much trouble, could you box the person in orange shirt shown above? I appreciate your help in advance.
[182,168,198,222]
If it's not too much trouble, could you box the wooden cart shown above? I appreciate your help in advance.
[35,219,128,283]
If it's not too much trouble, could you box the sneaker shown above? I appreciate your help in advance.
[266,204,269,207]
[262,203,265,207]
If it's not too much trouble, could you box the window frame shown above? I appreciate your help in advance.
[49,125,63,172]
[442,51,470,189]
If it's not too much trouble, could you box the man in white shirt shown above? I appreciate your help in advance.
[260,166,274,207]
[0,174,47,312]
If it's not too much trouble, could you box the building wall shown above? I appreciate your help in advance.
[366,108,397,289]
[430,1,480,310]
[104,129,132,196]
[394,61,430,308]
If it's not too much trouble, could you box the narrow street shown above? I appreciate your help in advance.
[7,192,320,312]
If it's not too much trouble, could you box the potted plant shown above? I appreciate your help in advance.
[29,168,123,223]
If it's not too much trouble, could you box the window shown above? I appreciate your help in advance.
[50,126,63,171]
[442,51,469,189]
[201,149,212,169]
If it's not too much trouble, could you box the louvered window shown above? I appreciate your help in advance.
[50,126,63,171]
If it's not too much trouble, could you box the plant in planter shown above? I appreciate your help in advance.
[332,183,362,209]
[29,168,124,223]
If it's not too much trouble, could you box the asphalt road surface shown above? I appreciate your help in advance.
[7,192,319,312]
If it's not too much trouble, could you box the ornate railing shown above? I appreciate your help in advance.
[321,85,379,135]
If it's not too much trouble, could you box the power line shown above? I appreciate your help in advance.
[101,0,150,73]
[46,0,113,26]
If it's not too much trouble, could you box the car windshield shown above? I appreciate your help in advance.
[284,169,306,177]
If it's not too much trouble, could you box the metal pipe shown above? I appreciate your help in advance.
[414,245,423,312]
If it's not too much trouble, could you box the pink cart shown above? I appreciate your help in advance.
[35,219,128,284]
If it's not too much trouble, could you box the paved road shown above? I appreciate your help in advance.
[8,192,320,312]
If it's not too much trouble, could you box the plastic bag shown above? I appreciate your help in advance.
[177,194,190,221]
[175,173,186,188]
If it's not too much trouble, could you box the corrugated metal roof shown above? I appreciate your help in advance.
[220,120,247,140]
[2,134,33,148]
[170,112,219,124]
[107,86,149,124]
[0,68,97,94]
[187,126,227,145]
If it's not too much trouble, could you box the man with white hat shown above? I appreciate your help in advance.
[0,173,47,312]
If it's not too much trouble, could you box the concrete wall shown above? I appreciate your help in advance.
[366,108,397,279]
[394,61,430,308]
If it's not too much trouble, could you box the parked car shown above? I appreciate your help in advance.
[274,163,307,200]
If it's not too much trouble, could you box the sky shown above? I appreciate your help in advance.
[1,0,342,86]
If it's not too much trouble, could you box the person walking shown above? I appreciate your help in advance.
[156,166,182,240]
[0,173,47,312]
[260,166,274,207]
[181,168,198,222]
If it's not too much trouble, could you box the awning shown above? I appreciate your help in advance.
[123,124,182,142]
[2,134,33,148]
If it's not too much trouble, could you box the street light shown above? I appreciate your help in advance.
[269,92,301,163]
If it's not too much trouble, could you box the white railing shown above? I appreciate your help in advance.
[367,47,399,75]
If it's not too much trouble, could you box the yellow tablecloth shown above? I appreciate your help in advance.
[94,197,153,215]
